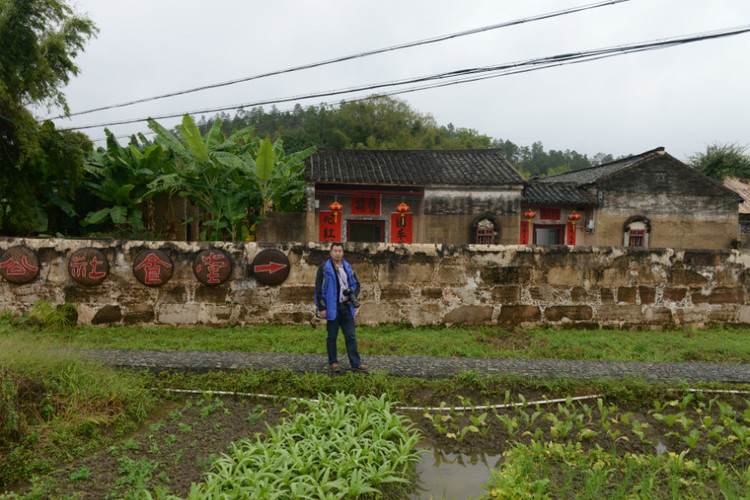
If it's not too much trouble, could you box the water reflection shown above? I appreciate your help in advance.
[411,447,502,500]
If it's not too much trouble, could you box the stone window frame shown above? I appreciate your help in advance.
[470,216,499,245]
[623,216,651,248]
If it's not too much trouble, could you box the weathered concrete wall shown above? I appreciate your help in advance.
[2,237,750,329]
[594,194,738,249]
[256,212,315,243]
[592,156,740,249]
[422,215,519,245]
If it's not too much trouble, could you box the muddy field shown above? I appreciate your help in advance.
[8,386,750,499]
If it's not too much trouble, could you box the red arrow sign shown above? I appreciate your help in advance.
[254,261,288,274]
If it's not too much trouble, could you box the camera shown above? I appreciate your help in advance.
[342,287,360,308]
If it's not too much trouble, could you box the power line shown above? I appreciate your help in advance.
[49,0,631,120]
[61,25,750,133]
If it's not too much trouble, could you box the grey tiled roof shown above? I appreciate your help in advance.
[305,149,526,186]
[539,147,666,185]
[724,177,750,215]
[522,182,598,206]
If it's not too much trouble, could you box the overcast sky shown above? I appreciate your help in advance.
[49,0,750,162]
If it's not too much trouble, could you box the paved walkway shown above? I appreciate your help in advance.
[75,348,750,383]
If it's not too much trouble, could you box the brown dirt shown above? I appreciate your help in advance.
[8,390,750,498]
[13,396,286,499]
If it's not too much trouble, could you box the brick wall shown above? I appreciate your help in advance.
[2,237,750,329]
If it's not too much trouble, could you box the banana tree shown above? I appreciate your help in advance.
[147,115,256,240]
[249,138,316,216]
[147,114,314,241]
[81,130,167,233]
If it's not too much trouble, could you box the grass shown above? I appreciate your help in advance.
[2,323,750,363]
[0,339,158,487]
[4,303,750,497]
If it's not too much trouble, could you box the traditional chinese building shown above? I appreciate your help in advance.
[722,176,750,247]
[524,147,742,248]
[258,149,526,245]
[255,146,741,249]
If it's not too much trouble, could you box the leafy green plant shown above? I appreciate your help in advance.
[190,392,424,499]
[115,456,158,491]
[631,419,653,445]
[69,465,90,482]
[22,301,77,328]
[81,130,167,233]
[122,438,139,451]
[496,413,519,439]
[247,404,264,424]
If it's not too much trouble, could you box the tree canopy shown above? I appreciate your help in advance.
[196,96,615,179]
[689,142,750,181]
[0,0,97,235]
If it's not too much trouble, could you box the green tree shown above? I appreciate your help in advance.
[80,130,169,237]
[0,0,97,235]
[148,114,314,241]
[689,142,750,181]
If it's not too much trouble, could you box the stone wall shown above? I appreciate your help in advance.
[2,237,750,329]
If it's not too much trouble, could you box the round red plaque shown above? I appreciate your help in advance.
[68,248,109,286]
[0,246,40,284]
[133,250,173,287]
[251,249,290,286]
[193,249,233,286]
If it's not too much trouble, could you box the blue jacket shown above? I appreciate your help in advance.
[314,258,359,321]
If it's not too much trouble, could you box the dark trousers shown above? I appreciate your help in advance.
[326,303,362,367]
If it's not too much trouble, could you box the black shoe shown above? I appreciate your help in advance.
[329,363,342,373]
[351,364,369,373]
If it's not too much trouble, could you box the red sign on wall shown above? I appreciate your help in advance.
[520,221,529,244]
[319,211,341,242]
[390,213,412,243]
[567,222,576,245]
[351,195,380,215]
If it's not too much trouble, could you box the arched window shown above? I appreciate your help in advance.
[623,216,650,248]
[475,218,496,244]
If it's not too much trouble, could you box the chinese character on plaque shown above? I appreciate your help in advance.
[520,221,529,244]
[68,248,109,286]
[566,222,576,245]
[193,249,232,286]
[133,250,173,286]
[0,246,40,284]
[351,195,380,215]
[390,213,412,243]
[319,211,341,242]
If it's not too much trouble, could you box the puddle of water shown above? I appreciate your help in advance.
[655,441,668,456]
[411,447,502,500]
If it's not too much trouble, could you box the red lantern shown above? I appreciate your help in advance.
[567,211,581,223]
[523,209,537,221]
[396,202,410,219]
[329,201,342,222]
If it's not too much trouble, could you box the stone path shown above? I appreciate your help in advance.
[76,348,750,383]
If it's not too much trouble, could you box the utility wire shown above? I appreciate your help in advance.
[49,0,631,120]
[61,25,750,132]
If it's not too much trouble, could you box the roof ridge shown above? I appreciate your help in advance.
[542,146,666,182]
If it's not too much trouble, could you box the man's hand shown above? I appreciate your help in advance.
[320,310,327,319]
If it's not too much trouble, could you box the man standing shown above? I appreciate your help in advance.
[314,242,368,373]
